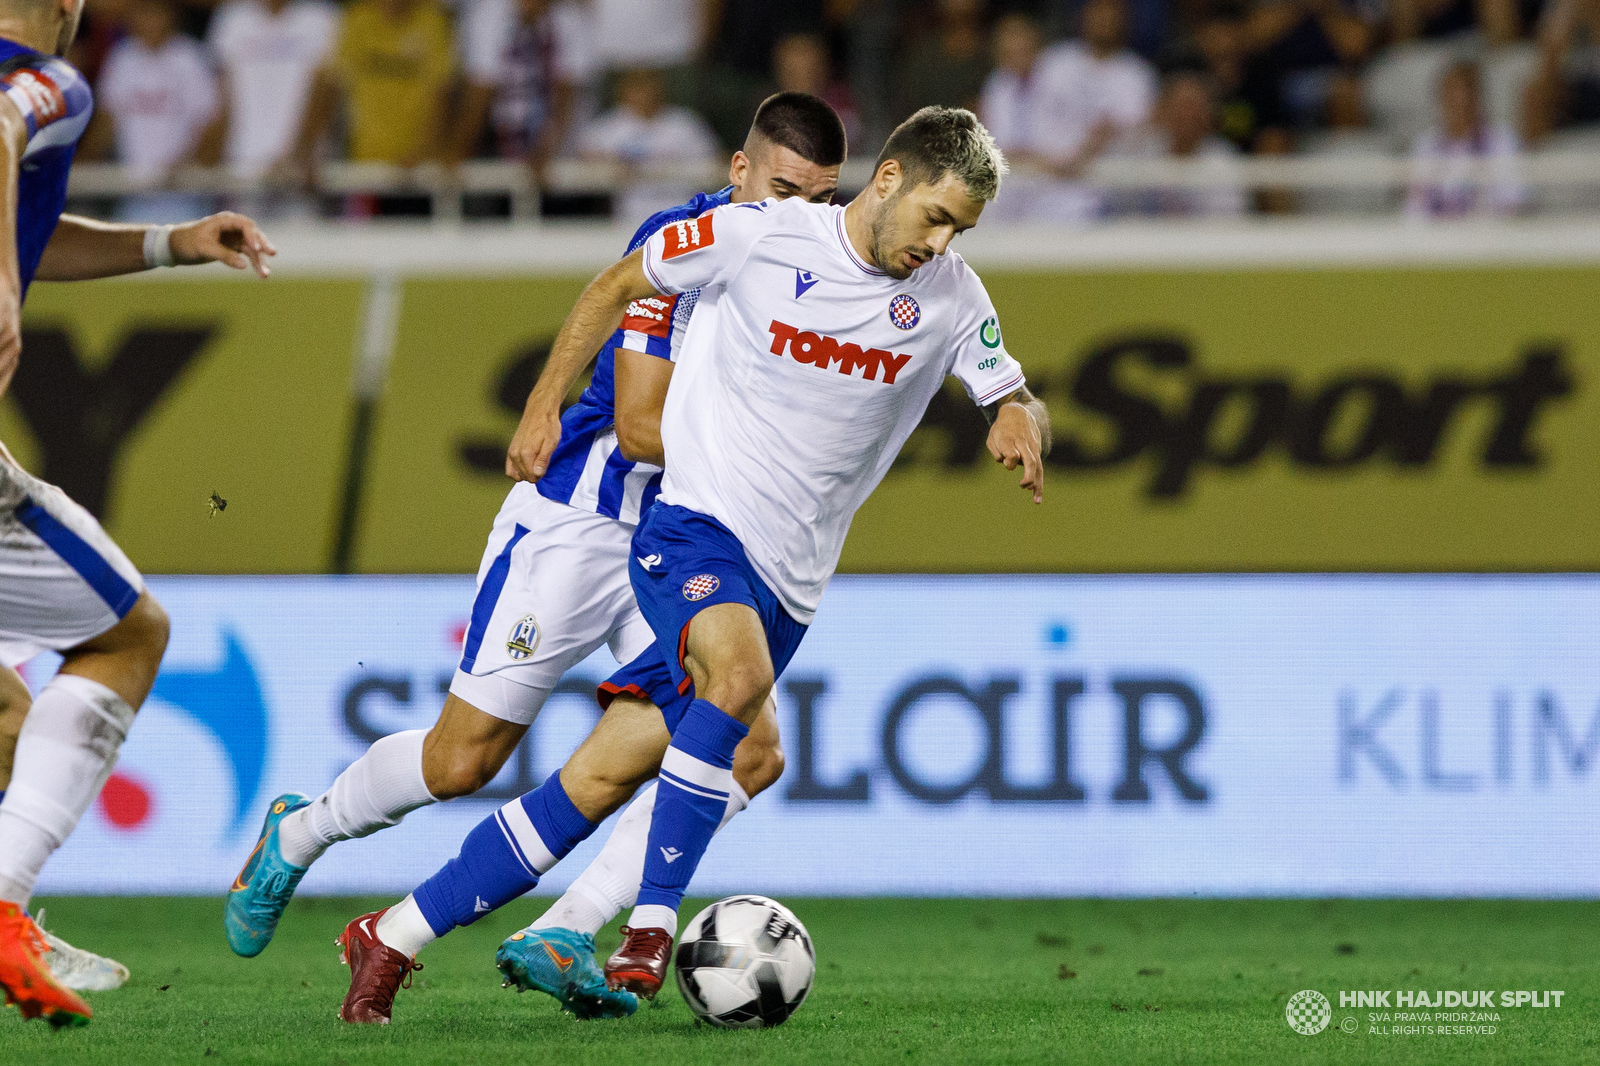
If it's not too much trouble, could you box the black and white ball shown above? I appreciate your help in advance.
[674,895,815,1028]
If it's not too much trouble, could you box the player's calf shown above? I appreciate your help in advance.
[57,592,170,711]
[419,696,529,799]
[606,699,749,991]
[732,702,784,796]
[0,667,30,792]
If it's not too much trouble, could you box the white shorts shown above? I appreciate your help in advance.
[0,458,145,668]
[448,483,655,725]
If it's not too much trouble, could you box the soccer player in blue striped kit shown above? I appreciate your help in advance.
[333,105,1051,1019]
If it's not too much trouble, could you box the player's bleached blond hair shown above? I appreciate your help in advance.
[873,106,1008,202]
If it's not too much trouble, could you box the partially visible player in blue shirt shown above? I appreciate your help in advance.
[531,188,732,524]
[0,12,274,398]
[0,0,276,1029]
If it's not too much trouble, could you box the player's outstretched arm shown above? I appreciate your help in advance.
[0,99,26,401]
[506,248,661,482]
[983,386,1051,504]
[34,212,276,282]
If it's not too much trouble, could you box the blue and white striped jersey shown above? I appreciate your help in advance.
[0,41,94,297]
[534,185,733,526]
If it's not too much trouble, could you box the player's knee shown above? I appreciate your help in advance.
[733,735,784,798]
[425,743,505,800]
[701,661,774,723]
[0,669,30,721]
[566,752,646,800]
[427,758,495,800]
[125,594,171,670]
[562,756,649,815]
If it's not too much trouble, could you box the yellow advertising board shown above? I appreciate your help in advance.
[4,278,364,574]
[4,264,1596,573]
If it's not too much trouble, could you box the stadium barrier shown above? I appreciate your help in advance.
[6,221,1600,573]
[62,151,1600,218]
[30,574,1600,898]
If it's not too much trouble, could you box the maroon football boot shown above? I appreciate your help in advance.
[604,925,674,998]
[337,909,422,1024]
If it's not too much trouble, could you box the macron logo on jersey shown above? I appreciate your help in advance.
[2,68,66,129]
[767,320,913,384]
[662,214,714,259]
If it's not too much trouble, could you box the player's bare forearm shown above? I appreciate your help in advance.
[35,217,147,279]
[506,249,662,482]
[983,386,1049,504]
[36,213,276,281]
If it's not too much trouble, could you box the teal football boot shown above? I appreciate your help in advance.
[496,927,639,1020]
[225,793,311,957]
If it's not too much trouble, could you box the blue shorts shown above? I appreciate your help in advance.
[598,504,807,734]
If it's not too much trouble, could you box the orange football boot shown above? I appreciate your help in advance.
[0,901,92,1028]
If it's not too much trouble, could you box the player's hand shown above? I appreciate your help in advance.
[506,404,563,483]
[169,212,277,278]
[988,402,1044,504]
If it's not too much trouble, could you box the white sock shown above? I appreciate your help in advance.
[628,903,678,937]
[279,729,436,867]
[0,675,135,906]
[534,778,750,937]
[374,893,436,957]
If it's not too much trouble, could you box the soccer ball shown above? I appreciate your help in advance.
[674,895,815,1028]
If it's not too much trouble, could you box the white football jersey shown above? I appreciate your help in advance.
[641,197,1026,623]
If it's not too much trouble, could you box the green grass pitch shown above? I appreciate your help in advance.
[6,896,1594,1065]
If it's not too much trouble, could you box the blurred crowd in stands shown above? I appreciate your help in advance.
[63,0,1600,222]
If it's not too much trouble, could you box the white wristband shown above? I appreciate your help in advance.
[142,225,176,268]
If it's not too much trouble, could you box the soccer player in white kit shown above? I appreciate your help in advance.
[604,104,1050,994]
[0,0,277,1028]
[224,94,848,1023]
[329,105,1050,1011]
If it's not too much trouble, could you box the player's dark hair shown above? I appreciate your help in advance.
[746,92,848,167]
[874,106,1007,201]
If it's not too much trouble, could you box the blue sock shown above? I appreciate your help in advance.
[412,771,596,937]
[635,699,749,918]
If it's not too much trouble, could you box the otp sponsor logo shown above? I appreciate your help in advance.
[767,320,913,384]
[2,68,66,126]
[662,213,714,259]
